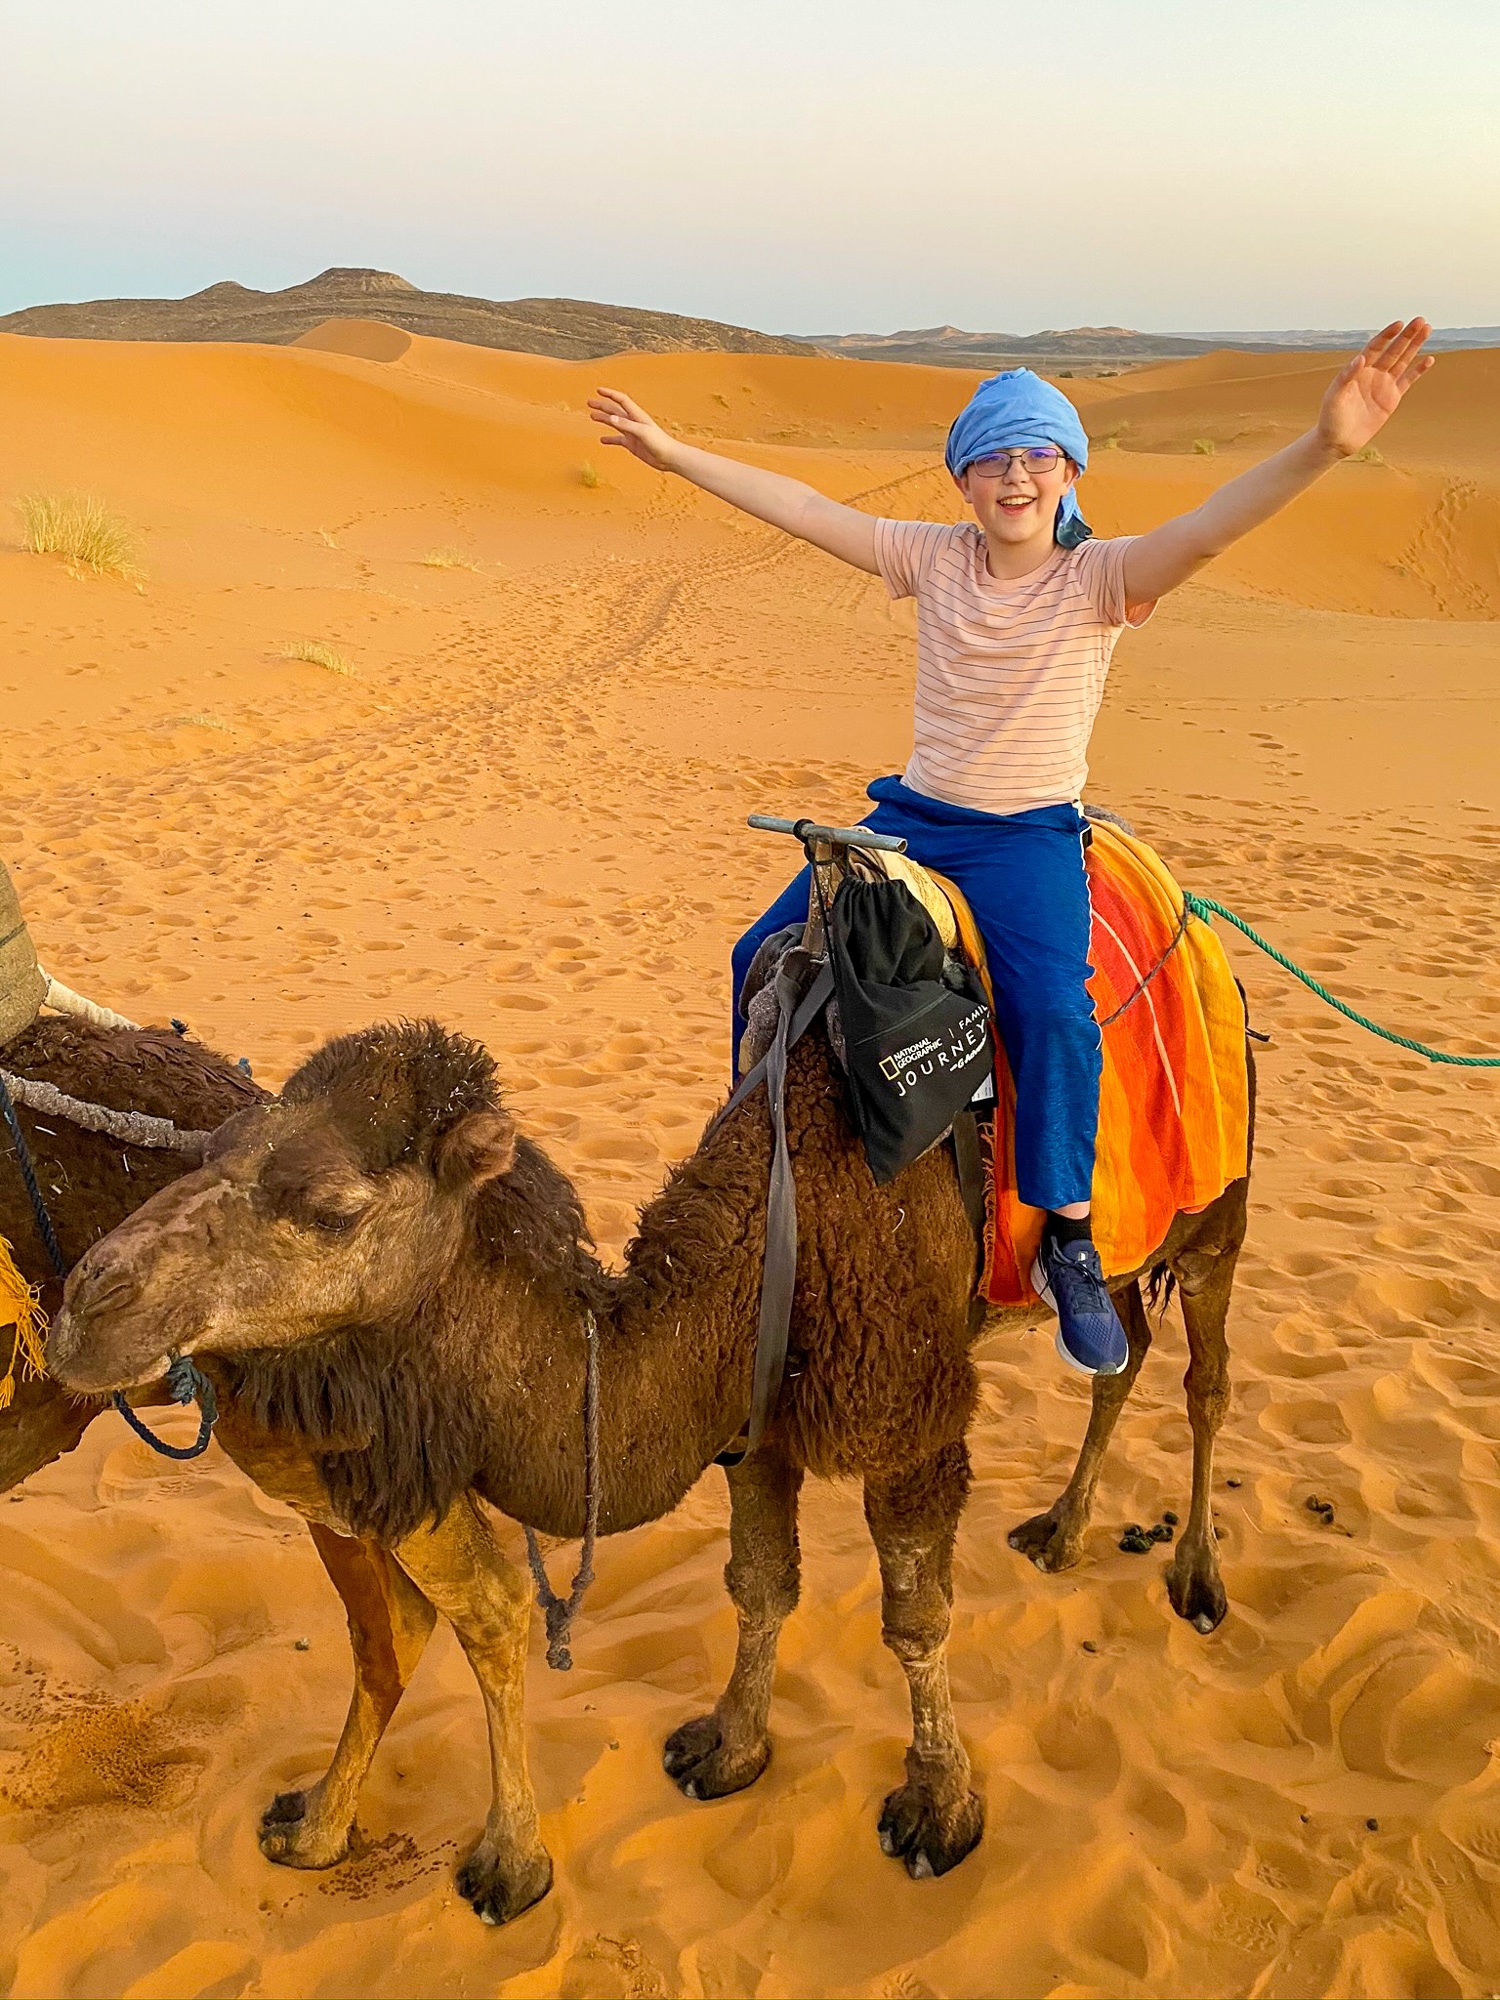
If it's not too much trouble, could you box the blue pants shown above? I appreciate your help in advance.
[732,775,1101,1211]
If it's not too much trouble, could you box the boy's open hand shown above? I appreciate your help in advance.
[1318,318,1434,457]
[588,387,679,471]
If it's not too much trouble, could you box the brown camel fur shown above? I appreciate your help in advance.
[50,1008,1254,1924]
[0,1018,266,1488]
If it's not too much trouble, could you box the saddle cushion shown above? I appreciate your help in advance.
[0,859,46,1050]
[924,820,1250,1306]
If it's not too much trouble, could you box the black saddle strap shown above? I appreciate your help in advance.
[716,957,835,1468]
[713,957,835,1136]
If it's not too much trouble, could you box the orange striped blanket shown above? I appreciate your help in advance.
[931,821,1249,1307]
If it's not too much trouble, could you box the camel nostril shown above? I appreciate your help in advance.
[71,1272,140,1319]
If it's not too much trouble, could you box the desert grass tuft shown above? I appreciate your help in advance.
[1353,445,1384,465]
[282,640,354,677]
[579,461,601,489]
[1193,438,1216,456]
[18,492,142,580]
[420,547,479,570]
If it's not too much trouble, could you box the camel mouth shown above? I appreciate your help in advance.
[46,1302,180,1396]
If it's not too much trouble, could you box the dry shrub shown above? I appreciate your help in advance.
[1353,445,1384,465]
[1193,438,1216,456]
[579,461,600,489]
[18,493,142,580]
[282,640,354,677]
[420,548,479,570]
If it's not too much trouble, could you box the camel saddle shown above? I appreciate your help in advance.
[722,816,1250,1459]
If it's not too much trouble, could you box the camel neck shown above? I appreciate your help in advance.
[473,1109,768,1538]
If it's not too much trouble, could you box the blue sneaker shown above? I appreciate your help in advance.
[1031,1234,1129,1376]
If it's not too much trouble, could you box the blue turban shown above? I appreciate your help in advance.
[944,368,1092,548]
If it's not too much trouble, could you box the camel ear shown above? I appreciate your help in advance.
[434,1109,517,1192]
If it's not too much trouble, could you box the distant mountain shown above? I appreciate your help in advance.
[5,273,1495,368]
[1172,326,1500,351]
[0,267,812,360]
[799,325,1212,369]
[795,322,1500,369]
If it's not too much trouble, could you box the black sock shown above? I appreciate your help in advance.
[1044,1211,1093,1250]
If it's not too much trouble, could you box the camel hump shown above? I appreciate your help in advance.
[0,859,46,1049]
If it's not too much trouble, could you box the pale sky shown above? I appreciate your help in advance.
[3,0,1496,332]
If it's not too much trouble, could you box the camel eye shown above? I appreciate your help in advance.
[308,1206,364,1234]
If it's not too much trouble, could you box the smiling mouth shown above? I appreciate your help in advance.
[998,494,1036,512]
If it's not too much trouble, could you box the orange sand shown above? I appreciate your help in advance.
[2,322,1499,1999]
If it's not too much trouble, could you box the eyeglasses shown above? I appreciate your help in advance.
[966,447,1065,479]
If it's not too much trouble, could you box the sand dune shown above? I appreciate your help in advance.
[1,326,1498,1998]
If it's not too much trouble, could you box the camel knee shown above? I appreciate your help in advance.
[878,1561,953,1663]
[724,1547,800,1627]
[882,1619,949,1669]
[1184,1357,1230,1428]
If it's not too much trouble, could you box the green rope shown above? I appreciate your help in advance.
[1183,893,1500,1069]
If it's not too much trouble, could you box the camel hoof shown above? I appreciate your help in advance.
[456,1843,553,1926]
[663,1714,771,1799]
[877,1782,984,1879]
[1007,1509,1084,1574]
[1166,1548,1228,1632]
[257,1790,350,1869]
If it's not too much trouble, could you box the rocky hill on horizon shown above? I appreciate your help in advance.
[4,270,1495,371]
[0,266,814,360]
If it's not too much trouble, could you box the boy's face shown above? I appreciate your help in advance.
[956,447,1078,547]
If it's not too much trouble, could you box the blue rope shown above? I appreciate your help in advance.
[1184,893,1500,1069]
[0,1070,67,1276]
[111,1357,219,1461]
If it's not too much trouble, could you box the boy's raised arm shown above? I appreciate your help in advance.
[1121,319,1434,606]
[588,387,881,574]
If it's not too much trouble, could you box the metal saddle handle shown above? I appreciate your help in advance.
[747,814,906,856]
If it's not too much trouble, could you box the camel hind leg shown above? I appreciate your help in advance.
[260,1522,437,1868]
[665,1441,803,1799]
[865,1439,984,1878]
[1007,1280,1155,1572]
[1164,1240,1239,1632]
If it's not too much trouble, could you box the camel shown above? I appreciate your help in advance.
[0,1013,465,1891]
[0,1015,266,1488]
[49,992,1253,1924]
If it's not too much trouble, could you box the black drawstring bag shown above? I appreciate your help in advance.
[823,874,994,1185]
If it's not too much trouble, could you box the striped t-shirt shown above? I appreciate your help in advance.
[874,519,1154,816]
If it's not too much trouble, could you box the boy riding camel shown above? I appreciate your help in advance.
[589,319,1433,1377]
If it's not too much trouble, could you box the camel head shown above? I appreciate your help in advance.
[49,1020,518,1394]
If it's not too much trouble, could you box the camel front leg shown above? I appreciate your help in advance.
[1008,1280,1154,1571]
[665,1441,803,1799]
[1165,1248,1237,1632]
[259,1523,437,1868]
[864,1440,983,1879]
[393,1494,552,1926]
